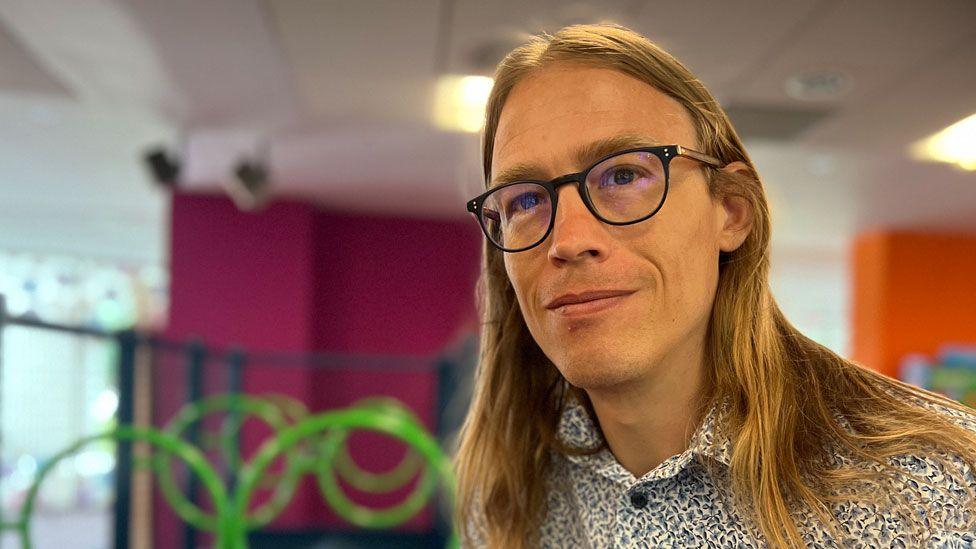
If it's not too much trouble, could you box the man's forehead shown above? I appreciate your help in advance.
[489,65,696,183]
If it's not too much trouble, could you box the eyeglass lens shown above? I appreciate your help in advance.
[481,150,666,250]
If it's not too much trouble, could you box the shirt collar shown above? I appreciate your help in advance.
[555,393,732,486]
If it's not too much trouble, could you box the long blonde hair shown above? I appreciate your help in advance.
[453,23,976,548]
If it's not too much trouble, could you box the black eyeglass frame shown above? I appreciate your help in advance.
[466,144,725,252]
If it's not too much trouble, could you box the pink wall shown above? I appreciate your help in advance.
[310,211,482,355]
[163,193,319,349]
[158,191,482,544]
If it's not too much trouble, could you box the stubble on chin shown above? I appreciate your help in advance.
[552,352,641,392]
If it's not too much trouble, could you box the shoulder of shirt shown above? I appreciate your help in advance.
[879,385,976,437]
[916,394,976,432]
[831,390,976,499]
[827,391,976,537]
[896,393,976,481]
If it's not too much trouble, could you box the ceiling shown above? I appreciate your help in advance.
[1,0,975,267]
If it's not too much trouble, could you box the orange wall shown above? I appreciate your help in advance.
[851,231,976,378]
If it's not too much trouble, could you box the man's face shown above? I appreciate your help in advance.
[492,63,733,391]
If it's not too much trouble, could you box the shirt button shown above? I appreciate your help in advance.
[629,491,649,509]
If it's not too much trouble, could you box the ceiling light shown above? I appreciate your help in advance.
[784,70,851,101]
[911,112,976,171]
[433,75,494,133]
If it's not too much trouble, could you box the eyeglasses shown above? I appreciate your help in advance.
[466,145,724,252]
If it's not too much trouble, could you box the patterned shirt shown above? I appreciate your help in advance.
[529,395,976,548]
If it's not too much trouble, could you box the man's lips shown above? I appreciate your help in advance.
[544,289,636,310]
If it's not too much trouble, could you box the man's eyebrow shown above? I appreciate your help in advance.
[488,163,543,189]
[574,133,664,169]
[488,133,664,188]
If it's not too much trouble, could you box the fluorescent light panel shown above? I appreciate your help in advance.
[433,75,494,133]
[911,112,976,171]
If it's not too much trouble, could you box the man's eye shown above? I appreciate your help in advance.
[507,192,544,213]
[600,167,642,187]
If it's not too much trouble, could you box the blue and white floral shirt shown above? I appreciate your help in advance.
[529,396,976,548]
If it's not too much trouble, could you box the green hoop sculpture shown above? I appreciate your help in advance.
[1,395,457,549]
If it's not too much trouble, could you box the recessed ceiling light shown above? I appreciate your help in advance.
[911,112,976,171]
[433,75,494,133]
[29,105,61,127]
[784,70,852,101]
[807,153,837,176]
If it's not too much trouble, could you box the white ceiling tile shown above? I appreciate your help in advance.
[629,0,826,95]
[732,0,976,108]
[266,0,442,122]
[0,17,68,95]
[448,0,637,74]
[804,30,976,150]
[122,0,298,126]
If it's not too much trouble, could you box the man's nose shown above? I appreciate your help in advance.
[546,184,610,264]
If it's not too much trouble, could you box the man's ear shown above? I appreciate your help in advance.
[715,161,754,253]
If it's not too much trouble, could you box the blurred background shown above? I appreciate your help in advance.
[0,0,974,547]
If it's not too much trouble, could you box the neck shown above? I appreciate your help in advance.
[584,335,706,478]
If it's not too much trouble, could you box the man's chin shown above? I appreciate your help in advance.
[555,358,635,391]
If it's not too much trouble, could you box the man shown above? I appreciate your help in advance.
[454,24,976,548]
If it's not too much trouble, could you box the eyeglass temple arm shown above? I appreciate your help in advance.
[675,146,724,169]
